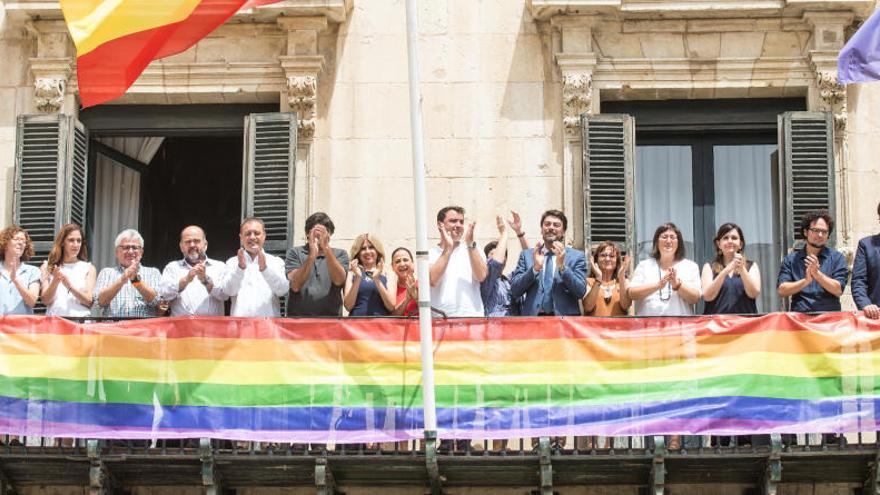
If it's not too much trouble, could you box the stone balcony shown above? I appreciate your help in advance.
[3,0,353,23]
[528,0,876,20]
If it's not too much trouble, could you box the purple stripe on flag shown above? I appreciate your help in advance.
[839,9,880,84]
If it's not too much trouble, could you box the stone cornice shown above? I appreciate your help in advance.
[5,0,353,23]
[529,0,874,21]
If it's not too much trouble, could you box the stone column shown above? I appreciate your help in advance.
[29,20,75,114]
[551,15,599,248]
[277,16,327,143]
[803,11,854,252]
[277,15,328,236]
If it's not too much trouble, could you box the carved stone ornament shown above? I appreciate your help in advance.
[815,70,847,133]
[34,77,67,113]
[562,73,592,135]
[287,75,317,140]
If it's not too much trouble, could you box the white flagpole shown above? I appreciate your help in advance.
[403,0,438,436]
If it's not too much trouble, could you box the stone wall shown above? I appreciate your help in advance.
[0,8,38,230]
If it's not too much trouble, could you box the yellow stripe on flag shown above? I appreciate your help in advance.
[60,0,203,56]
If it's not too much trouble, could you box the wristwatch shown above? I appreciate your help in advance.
[131,275,142,287]
[467,241,477,249]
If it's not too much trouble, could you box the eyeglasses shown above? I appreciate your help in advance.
[118,245,142,252]
[598,253,616,259]
[808,228,829,236]
[659,235,678,241]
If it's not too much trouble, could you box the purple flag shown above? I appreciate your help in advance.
[839,9,880,84]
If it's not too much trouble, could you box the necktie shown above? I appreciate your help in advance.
[541,251,555,313]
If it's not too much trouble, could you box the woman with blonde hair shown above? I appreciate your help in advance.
[40,223,96,317]
[344,233,396,316]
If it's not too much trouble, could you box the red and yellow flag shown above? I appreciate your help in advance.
[61,0,282,107]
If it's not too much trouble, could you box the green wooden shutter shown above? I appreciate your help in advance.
[241,112,297,256]
[13,114,89,263]
[581,114,635,255]
[778,112,836,249]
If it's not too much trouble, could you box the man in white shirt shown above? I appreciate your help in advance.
[428,206,488,317]
[159,225,228,316]
[221,217,289,317]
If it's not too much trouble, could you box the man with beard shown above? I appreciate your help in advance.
[95,229,161,317]
[510,209,587,316]
[159,225,228,316]
[777,209,848,312]
[429,206,488,317]
[221,217,289,317]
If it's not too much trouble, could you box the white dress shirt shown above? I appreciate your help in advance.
[159,257,229,316]
[221,251,289,317]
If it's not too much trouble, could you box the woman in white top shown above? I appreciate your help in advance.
[40,224,96,317]
[627,222,701,316]
[627,222,701,452]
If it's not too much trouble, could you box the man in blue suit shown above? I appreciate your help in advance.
[853,201,880,319]
[510,210,587,316]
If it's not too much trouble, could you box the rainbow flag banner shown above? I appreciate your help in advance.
[0,313,878,442]
[61,0,282,107]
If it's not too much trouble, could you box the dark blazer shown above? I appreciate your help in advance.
[509,246,587,316]
[852,234,880,309]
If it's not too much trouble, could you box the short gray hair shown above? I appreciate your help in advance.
[115,229,144,248]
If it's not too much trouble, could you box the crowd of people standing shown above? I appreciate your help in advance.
[1,205,879,322]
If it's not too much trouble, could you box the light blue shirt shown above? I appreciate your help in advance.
[0,263,40,315]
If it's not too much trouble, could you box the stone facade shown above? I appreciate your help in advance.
[0,0,878,289]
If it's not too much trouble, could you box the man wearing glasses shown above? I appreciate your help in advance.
[777,209,848,312]
[95,229,161,317]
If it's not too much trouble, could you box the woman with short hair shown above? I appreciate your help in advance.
[40,224,97,317]
[0,225,40,315]
[627,222,702,451]
[701,222,760,315]
[627,222,701,316]
[583,241,631,316]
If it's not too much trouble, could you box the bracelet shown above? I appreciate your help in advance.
[516,231,526,238]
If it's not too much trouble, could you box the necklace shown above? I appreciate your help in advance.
[599,281,615,302]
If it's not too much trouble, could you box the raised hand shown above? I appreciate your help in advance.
[237,248,247,269]
[551,241,566,267]
[438,225,454,252]
[507,210,523,236]
[193,262,207,282]
[464,221,476,245]
[124,262,139,280]
[732,253,745,274]
[591,259,603,279]
[349,258,362,278]
[618,254,631,282]
[372,260,385,280]
[257,249,267,272]
[533,241,545,272]
[495,215,506,235]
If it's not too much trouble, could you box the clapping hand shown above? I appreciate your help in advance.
[533,241,545,272]
[257,249,267,272]
[237,248,247,269]
[551,241,566,267]
[464,221,476,245]
[372,260,384,281]
[438,224,454,252]
[350,259,362,278]
[507,210,523,236]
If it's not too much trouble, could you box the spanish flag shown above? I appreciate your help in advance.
[61,0,282,107]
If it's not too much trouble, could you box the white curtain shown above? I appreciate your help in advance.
[713,144,780,313]
[92,137,165,270]
[635,146,695,262]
